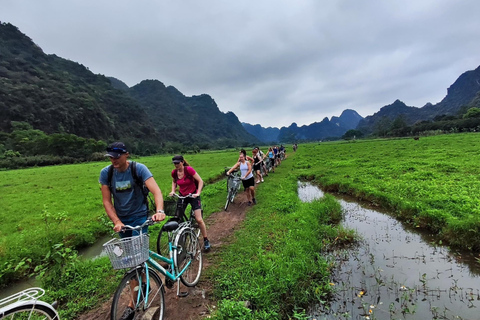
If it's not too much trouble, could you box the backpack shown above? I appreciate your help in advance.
[173,166,199,192]
[107,161,155,214]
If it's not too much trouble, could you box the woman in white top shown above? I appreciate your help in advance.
[226,151,256,205]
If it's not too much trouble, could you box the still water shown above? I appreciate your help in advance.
[298,182,480,320]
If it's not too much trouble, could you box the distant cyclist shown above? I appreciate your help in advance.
[252,148,264,183]
[267,147,275,173]
[169,155,210,251]
[255,147,268,177]
[226,151,256,205]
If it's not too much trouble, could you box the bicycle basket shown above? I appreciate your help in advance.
[103,234,150,269]
[164,199,177,216]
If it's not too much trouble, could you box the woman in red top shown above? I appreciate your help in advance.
[169,155,210,251]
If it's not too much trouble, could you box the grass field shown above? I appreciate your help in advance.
[294,133,480,251]
[3,134,480,319]
[0,149,240,286]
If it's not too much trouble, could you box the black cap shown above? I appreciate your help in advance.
[172,155,184,164]
[105,142,127,158]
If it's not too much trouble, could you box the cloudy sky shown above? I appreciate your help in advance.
[3,0,480,128]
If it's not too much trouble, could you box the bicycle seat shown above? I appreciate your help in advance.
[162,220,179,231]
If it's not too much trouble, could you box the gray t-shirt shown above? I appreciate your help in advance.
[99,162,153,218]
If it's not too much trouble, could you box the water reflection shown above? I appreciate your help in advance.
[298,182,480,320]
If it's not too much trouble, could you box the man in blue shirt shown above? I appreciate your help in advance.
[99,142,165,237]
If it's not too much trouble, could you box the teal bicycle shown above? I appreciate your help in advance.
[104,218,202,320]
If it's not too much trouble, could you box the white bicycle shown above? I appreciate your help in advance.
[0,287,59,319]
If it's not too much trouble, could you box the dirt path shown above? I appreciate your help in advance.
[77,192,250,320]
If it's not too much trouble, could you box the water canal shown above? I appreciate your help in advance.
[298,181,480,320]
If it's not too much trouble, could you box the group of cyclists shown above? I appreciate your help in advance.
[226,145,286,206]
[99,142,211,255]
[99,141,288,320]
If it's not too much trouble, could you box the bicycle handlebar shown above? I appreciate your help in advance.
[121,217,156,232]
[170,193,195,199]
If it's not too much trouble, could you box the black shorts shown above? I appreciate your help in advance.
[270,158,275,166]
[178,195,202,212]
[242,176,255,190]
[253,163,261,171]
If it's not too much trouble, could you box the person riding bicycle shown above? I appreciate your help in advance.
[267,147,275,173]
[252,148,264,183]
[255,147,268,177]
[99,142,165,320]
[169,155,211,252]
[226,151,256,205]
[99,142,166,236]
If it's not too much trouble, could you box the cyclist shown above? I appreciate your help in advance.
[267,147,275,173]
[99,142,165,320]
[255,147,268,177]
[273,145,279,166]
[169,155,211,252]
[226,151,256,205]
[252,148,264,183]
[99,142,166,235]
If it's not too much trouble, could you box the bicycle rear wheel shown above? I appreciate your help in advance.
[1,303,58,319]
[110,266,165,320]
[175,229,202,287]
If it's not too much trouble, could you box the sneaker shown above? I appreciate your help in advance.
[247,201,252,206]
[252,198,256,205]
[256,180,260,183]
[261,179,264,182]
[119,307,135,320]
[204,239,211,252]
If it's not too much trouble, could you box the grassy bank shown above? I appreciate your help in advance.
[0,150,238,287]
[209,153,353,319]
[294,133,480,251]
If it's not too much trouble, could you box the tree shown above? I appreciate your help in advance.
[342,130,363,140]
[463,107,480,119]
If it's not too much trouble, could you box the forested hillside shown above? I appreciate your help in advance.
[0,22,257,168]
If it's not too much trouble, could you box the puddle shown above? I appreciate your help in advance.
[298,181,480,320]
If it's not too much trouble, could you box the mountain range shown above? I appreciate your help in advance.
[1,21,480,155]
[242,109,363,143]
[356,66,480,134]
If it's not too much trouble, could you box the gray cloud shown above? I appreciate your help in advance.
[3,0,480,127]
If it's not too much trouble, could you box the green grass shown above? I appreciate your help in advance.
[294,133,480,251]
[0,150,239,286]
[209,155,351,319]
[6,134,480,318]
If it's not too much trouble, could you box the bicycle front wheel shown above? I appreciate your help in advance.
[175,229,203,287]
[110,266,165,320]
[1,303,58,319]
[225,189,232,211]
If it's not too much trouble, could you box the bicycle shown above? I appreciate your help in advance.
[224,169,242,211]
[156,193,202,256]
[104,218,202,320]
[0,287,60,320]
